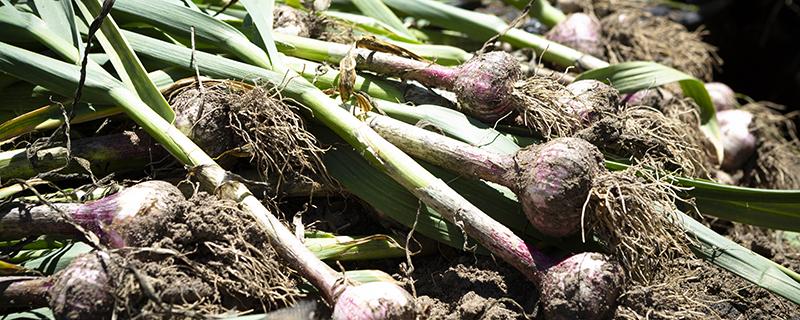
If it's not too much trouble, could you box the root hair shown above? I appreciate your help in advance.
[588,167,692,281]
[600,10,720,81]
[741,102,800,189]
[512,77,582,138]
[166,79,333,195]
[109,193,302,318]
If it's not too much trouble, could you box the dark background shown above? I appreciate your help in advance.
[461,0,800,111]
[692,0,800,112]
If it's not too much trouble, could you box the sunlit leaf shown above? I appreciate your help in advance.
[350,0,417,42]
[239,0,282,67]
[76,0,175,122]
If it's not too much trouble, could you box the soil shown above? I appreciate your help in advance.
[315,197,800,319]
[4,1,800,319]
[616,257,799,319]
[617,222,800,319]
[333,225,800,320]
[371,248,539,320]
[100,192,303,318]
[166,79,331,196]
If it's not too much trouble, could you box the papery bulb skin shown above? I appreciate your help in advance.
[514,138,604,238]
[331,282,413,320]
[49,253,114,320]
[71,181,183,248]
[705,82,736,111]
[717,109,756,171]
[546,13,604,57]
[452,51,522,122]
[540,252,623,320]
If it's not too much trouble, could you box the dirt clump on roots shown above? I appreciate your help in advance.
[512,77,609,139]
[590,106,713,177]
[599,10,720,81]
[273,5,355,43]
[739,102,800,189]
[510,76,712,177]
[273,5,315,38]
[400,253,536,319]
[107,192,302,318]
[656,96,717,177]
[619,88,717,177]
[615,255,799,319]
[589,167,691,281]
[629,95,716,178]
[166,79,331,194]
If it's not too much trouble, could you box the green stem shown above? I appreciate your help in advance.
[284,56,407,102]
[383,0,608,70]
[0,277,51,312]
[275,33,341,64]
[277,34,458,88]
[126,32,546,284]
[367,114,516,187]
[304,234,409,261]
[285,56,458,108]
[0,104,121,141]
[504,0,567,27]
[0,67,190,141]
[0,132,161,181]
[504,28,609,69]
[370,100,523,154]
[275,33,469,66]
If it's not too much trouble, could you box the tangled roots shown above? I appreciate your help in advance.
[652,97,717,177]
[741,103,800,189]
[588,168,691,281]
[228,84,332,191]
[110,193,301,317]
[512,77,578,138]
[578,105,713,178]
[166,79,332,194]
[513,77,711,177]
[557,0,719,78]
[167,79,238,157]
[600,10,720,81]
[273,5,355,43]
[615,259,714,320]
[512,77,616,139]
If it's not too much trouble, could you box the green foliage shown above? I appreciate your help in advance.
[349,0,417,42]
[680,211,800,304]
[239,0,282,67]
[76,0,175,121]
[29,0,80,50]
